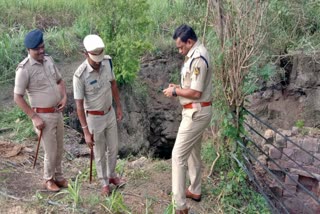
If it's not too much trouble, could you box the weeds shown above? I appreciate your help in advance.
[295,119,305,129]
[79,161,97,182]
[0,106,35,141]
[212,168,270,213]
[146,0,206,50]
[45,27,79,57]
[0,30,26,83]
[128,168,150,181]
[115,159,126,176]
[153,160,171,172]
[163,196,175,214]
[145,198,154,214]
[101,190,130,214]
[201,141,217,165]
[56,174,82,211]
[67,175,82,210]
[169,69,181,85]
[82,194,100,208]
[295,119,309,135]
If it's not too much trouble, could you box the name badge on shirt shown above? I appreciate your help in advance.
[90,80,97,85]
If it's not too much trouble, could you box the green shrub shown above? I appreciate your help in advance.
[201,141,217,165]
[295,120,305,129]
[266,0,320,53]
[213,168,270,213]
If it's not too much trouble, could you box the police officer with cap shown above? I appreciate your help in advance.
[73,34,125,196]
[14,29,68,192]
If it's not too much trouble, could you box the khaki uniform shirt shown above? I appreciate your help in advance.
[179,41,212,105]
[73,56,115,111]
[14,55,62,107]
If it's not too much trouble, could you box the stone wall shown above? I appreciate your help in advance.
[246,53,320,130]
[257,127,320,213]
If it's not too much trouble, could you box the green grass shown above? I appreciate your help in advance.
[201,141,217,165]
[65,174,82,210]
[53,173,82,212]
[79,161,97,183]
[153,160,171,172]
[128,168,150,181]
[83,194,100,208]
[163,195,175,214]
[0,30,27,83]
[115,159,126,176]
[146,0,207,50]
[295,119,305,129]
[45,28,79,57]
[0,106,35,141]
[101,190,130,214]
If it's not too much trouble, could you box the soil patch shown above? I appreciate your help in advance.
[0,130,219,213]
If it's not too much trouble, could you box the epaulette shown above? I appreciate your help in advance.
[74,63,87,78]
[104,55,112,60]
[44,54,51,60]
[189,49,209,70]
[17,57,29,70]
[44,54,54,62]
[192,50,201,59]
[103,55,113,71]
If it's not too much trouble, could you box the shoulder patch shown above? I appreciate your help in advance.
[17,57,29,69]
[193,67,200,76]
[74,63,87,78]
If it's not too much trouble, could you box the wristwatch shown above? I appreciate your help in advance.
[172,87,177,97]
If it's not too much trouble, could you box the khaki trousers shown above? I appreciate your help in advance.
[87,108,118,186]
[35,112,64,181]
[172,106,212,210]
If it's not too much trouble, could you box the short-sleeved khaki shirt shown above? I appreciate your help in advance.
[179,41,212,105]
[14,55,62,107]
[73,56,115,111]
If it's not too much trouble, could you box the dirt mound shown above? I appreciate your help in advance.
[0,141,34,166]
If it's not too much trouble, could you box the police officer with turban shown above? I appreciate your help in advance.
[14,29,68,192]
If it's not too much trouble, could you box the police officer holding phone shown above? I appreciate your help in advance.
[163,24,212,214]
